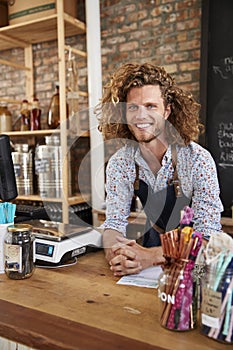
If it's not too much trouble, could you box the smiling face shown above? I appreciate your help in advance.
[126,85,171,144]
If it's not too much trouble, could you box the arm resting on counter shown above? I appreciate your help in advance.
[103,229,165,276]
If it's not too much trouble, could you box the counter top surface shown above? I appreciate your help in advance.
[0,250,230,350]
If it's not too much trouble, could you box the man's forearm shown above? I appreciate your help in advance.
[103,229,123,262]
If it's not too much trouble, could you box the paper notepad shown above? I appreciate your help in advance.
[116,265,163,288]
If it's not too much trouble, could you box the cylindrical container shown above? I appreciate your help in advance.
[4,224,35,280]
[0,103,12,132]
[47,83,69,129]
[47,84,60,129]
[0,1,8,27]
[12,144,33,195]
[19,99,30,131]
[0,222,13,274]
[35,135,71,198]
[158,266,198,331]
[30,98,41,130]
[201,264,233,344]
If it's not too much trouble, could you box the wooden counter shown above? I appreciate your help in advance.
[0,250,231,350]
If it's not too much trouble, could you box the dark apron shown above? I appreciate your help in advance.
[134,146,191,247]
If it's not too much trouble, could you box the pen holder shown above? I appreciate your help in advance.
[201,265,233,343]
[0,222,13,274]
[158,265,198,331]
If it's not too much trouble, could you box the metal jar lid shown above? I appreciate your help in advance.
[7,224,32,232]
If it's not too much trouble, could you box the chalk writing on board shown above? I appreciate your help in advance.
[213,66,228,79]
[217,122,233,168]
[213,56,233,80]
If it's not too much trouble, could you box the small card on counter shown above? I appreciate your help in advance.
[117,265,163,288]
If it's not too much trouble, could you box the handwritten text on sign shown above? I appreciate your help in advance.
[213,56,233,80]
[218,122,233,168]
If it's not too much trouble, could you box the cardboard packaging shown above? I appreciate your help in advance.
[8,0,77,25]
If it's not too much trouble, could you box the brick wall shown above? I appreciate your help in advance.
[100,0,202,101]
[0,0,202,127]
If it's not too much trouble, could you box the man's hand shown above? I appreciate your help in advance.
[109,236,165,276]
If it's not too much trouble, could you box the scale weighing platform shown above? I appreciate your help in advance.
[31,220,102,267]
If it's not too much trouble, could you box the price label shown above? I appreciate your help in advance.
[201,287,221,327]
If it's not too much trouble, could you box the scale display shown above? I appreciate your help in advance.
[36,243,54,257]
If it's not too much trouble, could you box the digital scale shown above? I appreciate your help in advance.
[31,220,102,266]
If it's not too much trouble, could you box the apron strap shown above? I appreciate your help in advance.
[134,162,140,191]
[169,144,182,197]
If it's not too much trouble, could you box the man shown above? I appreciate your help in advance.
[96,62,223,276]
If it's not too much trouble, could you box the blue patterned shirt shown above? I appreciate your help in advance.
[102,142,223,240]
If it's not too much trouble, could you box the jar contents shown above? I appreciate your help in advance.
[4,224,35,280]
[0,103,12,132]
[30,98,41,130]
[201,231,233,343]
[19,99,30,131]
[158,206,203,331]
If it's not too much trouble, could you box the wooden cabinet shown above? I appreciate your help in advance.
[0,0,90,223]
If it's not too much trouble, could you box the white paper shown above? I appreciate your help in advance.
[201,313,220,328]
[116,265,163,288]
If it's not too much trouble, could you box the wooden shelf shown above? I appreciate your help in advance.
[5,130,90,137]
[0,13,86,51]
[16,193,91,204]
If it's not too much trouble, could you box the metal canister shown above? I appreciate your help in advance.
[4,224,35,280]
[35,135,64,198]
[11,144,33,195]
[35,135,62,198]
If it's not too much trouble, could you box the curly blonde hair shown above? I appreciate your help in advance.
[95,62,203,145]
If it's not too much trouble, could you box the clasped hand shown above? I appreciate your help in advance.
[109,236,150,276]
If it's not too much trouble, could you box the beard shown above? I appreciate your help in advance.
[128,125,164,143]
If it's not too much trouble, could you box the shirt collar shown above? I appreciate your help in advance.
[134,144,172,169]
[161,146,172,166]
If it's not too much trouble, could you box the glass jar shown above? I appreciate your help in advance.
[4,224,35,280]
[158,265,198,331]
[30,98,41,130]
[0,103,12,132]
[201,264,233,343]
[19,99,30,131]
[47,83,69,129]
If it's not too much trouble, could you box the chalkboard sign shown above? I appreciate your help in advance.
[203,0,233,216]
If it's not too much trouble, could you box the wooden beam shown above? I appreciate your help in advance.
[64,45,87,58]
[0,33,29,48]
[0,58,30,70]
[24,45,34,101]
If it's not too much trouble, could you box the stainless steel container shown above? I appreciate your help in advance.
[11,144,33,195]
[35,136,70,198]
